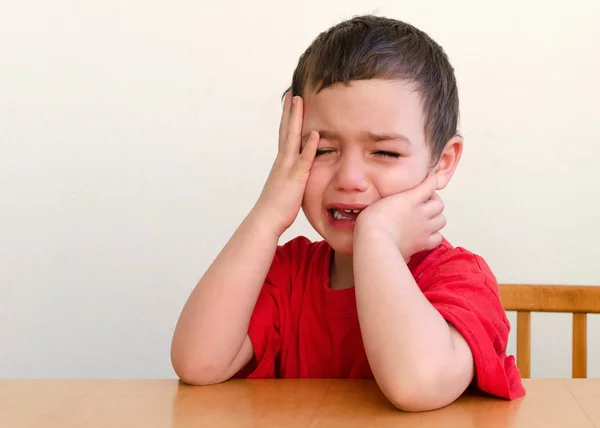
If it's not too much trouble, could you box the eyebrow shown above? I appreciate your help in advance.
[302,130,412,145]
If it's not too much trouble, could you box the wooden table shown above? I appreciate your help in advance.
[1,379,598,427]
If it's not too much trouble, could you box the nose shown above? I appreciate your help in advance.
[332,154,368,193]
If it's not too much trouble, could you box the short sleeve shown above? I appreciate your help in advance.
[234,240,294,379]
[417,248,526,400]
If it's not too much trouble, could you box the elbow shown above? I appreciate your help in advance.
[171,349,229,386]
[378,366,456,412]
[383,386,443,412]
[173,364,224,386]
[385,391,445,413]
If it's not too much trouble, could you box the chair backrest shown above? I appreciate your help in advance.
[499,284,600,378]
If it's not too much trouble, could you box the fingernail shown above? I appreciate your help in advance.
[292,96,297,105]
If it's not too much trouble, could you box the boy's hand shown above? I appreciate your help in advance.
[355,172,445,260]
[254,92,320,237]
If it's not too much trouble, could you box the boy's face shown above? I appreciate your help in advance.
[300,79,455,254]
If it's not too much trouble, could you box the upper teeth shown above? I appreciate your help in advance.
[332,208,362,220]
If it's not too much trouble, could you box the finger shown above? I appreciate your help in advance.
[427,191,442,202]
[278,92,293,151]
[284,96,304,157]
[429,214,447,232]
[423,193,444,218]
[297,130,320,169]
[412,171,438,203]
[427,232,443,249]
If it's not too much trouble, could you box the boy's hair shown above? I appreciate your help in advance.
[287,15,459,162]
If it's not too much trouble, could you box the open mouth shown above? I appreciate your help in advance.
[329,208,363,220]
[325,204,368,230]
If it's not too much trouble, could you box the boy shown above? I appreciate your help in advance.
[171,15,525,411]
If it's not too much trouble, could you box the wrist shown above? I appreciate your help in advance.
[354,216,411,261]
[354,219,395,250]
[355,214,393,241]
[247,204,287,239]
[353,224,411,270]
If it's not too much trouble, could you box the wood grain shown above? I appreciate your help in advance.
[500,284,600,379]
[0,379,598,428]
[516,311,531,378]
[499,284,600,313]
[573,313,587,378]
[564,379,600,427]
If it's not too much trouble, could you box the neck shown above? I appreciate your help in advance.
[330,251,355,290]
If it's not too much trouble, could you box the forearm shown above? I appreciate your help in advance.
[353,227,473,410]
[171,208,280,381]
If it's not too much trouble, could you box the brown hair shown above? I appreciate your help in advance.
[286,15,459,162]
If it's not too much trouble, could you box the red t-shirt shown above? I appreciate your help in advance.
[235,236,525,400]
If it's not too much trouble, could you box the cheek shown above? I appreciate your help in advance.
[373,164,427,197]
[306,163,330,190]
[302,166,328,209]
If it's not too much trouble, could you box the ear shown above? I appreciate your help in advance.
[433,135,463,190]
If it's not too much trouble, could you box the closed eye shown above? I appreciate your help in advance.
[373,151,400,158]
[315,148,335,157]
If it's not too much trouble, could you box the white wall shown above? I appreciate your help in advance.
[1,0,598,379]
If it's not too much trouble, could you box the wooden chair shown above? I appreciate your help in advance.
[499,284,600,378]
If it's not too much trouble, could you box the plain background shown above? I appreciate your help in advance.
[1,0,598,379]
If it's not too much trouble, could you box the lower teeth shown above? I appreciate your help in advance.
[332,210,352,220]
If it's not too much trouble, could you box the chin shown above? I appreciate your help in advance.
[322,232,355,254]
[305,210,355,253]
